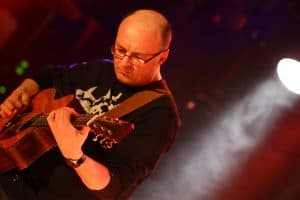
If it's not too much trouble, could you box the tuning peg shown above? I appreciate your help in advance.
[99,138,113,149]
[92,134,101,142]
[106,129,113,136]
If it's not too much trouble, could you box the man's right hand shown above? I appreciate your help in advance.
[0,79,40,118]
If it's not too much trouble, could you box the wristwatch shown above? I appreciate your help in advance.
[64,154,87,168]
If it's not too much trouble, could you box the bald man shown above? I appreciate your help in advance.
[0,9,180,200]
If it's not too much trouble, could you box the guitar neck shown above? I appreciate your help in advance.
[31,113,93,127]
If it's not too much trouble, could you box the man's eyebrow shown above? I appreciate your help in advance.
[115,43,125,49]
[115,44,139,55]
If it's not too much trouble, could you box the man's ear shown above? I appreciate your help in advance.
[159,49,170,65]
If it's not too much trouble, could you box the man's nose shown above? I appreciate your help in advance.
[120,60,135,72]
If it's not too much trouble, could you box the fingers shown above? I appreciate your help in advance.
[81,126,91,135]
[48,108,67,125]
[47,107,76,129]
[47,107,89,159]
[47,107,88,135]
[48,107,76,120]
[0,89,31,118]
[47,109,56,123]
[20,92,30,107]
[0,99,18,118]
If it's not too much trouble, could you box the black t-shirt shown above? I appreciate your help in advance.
[0,59,180,200]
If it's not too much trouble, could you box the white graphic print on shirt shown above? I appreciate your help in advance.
[75,86,122,115]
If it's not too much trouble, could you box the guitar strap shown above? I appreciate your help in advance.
[103,80,171,119]
[87,80,174,148]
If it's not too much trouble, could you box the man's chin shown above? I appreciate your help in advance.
[117,74,135,86]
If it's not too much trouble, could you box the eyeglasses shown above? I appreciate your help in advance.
[111,45,169,64]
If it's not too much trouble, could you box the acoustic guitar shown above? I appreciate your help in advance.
[0,88,134,173]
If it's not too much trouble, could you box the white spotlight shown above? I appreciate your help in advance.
[277,58,300,95]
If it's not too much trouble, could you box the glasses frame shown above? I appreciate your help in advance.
[111,45,169,64]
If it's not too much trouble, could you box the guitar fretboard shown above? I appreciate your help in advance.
[30,113,94,127]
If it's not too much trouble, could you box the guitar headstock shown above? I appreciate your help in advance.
[86,115,134,149]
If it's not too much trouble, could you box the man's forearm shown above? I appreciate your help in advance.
[74,156,111,190]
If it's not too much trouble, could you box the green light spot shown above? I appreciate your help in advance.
[0,86,6,94]
[20,60,30,69]
[15,67,24,76]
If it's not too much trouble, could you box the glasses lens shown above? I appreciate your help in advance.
[111,45,166,64]
[111,46,122,59]
[112,46,144,64]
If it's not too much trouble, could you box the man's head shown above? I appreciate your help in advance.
[112,9,172,87]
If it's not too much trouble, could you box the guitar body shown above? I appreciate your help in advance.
[0,88,74,173]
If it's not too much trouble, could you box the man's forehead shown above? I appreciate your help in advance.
[116,26,162,51]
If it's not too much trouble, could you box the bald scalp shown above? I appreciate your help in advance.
[120,9,172,49]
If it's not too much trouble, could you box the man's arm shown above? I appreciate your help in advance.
[47,106,111,190]
[0,78,40,118]
[74,156,111,190]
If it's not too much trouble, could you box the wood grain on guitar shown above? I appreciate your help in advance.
[0,88,134,173]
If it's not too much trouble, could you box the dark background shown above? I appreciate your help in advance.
[1,1,300,199]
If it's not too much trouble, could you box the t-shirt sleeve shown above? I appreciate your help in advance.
[31,59,114,96]
[31,64,59,90]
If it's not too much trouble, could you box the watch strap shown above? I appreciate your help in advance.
[64,154,87,168]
